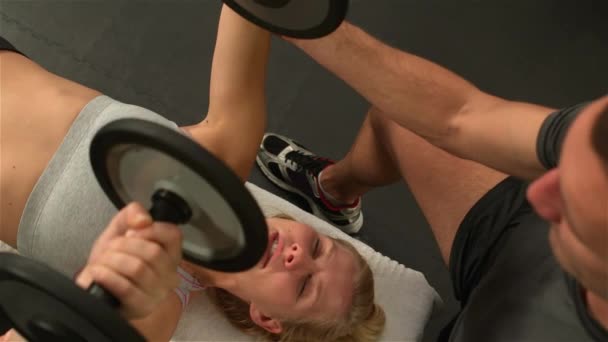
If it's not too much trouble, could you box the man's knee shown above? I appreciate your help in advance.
[367,105,453,152]
[367,106,394,138]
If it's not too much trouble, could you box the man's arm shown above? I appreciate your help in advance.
[184,5,271,181]
[288,22,554,180]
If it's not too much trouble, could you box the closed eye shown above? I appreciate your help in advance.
[313,238,321,258]
[297,238,321,299]
[298,275,311,298]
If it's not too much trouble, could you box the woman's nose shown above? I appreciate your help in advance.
[284,243,308,270]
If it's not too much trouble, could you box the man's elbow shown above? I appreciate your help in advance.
[423,117,462,154]
[427,92,489,155]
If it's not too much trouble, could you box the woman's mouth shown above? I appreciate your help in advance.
[263,232,279,268]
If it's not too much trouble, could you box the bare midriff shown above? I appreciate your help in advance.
[0,51,101,247]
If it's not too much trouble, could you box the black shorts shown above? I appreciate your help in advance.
[0,36,26,57]
[448,176,535,304]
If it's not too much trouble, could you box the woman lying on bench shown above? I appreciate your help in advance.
[0,5,384,342]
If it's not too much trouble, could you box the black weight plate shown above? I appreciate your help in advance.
[223,0,348,39]
[0,253,144,342]
[90,119,268,272]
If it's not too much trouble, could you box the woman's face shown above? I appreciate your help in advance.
[227,217,358,327]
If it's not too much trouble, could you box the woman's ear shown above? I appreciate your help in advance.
[249,303,283,334]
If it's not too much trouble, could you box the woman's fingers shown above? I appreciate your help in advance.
[87,202,154,265]
[107,236,180,286]
[84,264,158,319]
[97,203,153,244]
[126,222,183,266]
[96,250,177,299]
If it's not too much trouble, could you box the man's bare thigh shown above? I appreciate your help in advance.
[370,111,507,264]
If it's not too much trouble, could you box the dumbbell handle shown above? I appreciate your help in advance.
[87,190,192,307]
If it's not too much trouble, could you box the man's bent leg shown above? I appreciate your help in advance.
[320,108,402,203]
[366,108,508,265]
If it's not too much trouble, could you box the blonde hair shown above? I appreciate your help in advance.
[206,230,385,342]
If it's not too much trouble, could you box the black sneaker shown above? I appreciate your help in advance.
[256,133,363,234]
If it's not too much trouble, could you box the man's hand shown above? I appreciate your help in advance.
[75,202,182,320]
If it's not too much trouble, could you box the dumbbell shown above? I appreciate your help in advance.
[0,119,268,341]
[223,0,349,38]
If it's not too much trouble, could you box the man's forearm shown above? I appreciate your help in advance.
[288,22,479,141]
[289,21,556,180]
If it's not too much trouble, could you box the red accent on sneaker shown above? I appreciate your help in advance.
[315,175,360,211]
